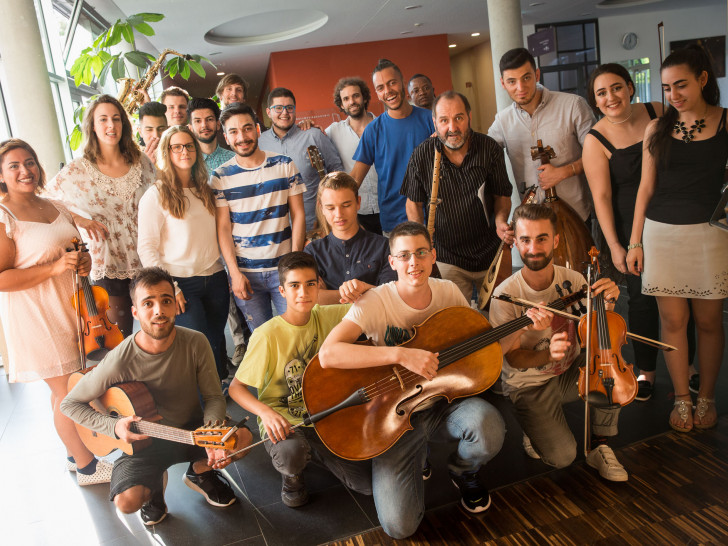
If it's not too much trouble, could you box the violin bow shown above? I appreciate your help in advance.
[491,294,676,352]
[68,238,87,369]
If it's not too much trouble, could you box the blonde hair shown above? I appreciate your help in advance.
[0,139,46,196]
[155,126,215,219]
[82,95,141,165]
[315,171,361,235]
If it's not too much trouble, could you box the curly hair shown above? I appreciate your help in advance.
[333,77,371,112]
[155,126,215,219]
[82,95,141,165]
[0,139,46,195]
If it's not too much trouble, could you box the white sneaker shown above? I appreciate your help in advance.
[522,434,541,459]
[586,445,628,482]
[77,459,114,486]
[232,344,247,366]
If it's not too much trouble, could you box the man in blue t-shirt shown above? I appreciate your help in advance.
[351,59,435,234]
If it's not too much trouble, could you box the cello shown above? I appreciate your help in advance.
[301,290,586,461]
[69,238,123,361]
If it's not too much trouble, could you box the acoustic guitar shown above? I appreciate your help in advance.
[67,369,238,456]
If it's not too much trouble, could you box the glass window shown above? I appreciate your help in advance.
[620,58,652,103]
[0,81,12,141]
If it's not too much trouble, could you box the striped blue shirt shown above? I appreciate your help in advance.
[211,151,305,272]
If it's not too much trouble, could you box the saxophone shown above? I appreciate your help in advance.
[117,48,191,115]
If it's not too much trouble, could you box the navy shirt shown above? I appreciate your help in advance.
[304,228,396,289]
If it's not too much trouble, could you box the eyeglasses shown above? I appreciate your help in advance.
[269,105,296,114]
[393,249,432,262]
[169,143,196,153]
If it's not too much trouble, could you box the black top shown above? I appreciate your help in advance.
[588,103,657,244]
[647,108,728,225]
[304,227,396,290]
[400,132,512,271]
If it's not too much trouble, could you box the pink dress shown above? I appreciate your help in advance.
[0,201,82,382]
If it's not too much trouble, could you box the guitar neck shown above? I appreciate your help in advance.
[131,420,195,445]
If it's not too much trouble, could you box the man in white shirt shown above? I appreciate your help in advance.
[487,48,595,221]
[325,77,381,234]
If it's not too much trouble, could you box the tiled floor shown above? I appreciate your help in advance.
[1,295,726,545]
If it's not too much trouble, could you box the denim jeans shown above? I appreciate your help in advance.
[372,397,505,539]
[173,270,230,381]
[231,269,287,332]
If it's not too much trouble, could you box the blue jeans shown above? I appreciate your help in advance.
[372,398,505,539]
[231,270,287,332]
[173,270,230,381]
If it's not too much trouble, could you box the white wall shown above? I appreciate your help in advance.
[598,4,728,103]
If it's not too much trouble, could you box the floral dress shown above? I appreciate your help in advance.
[44,156,155,280]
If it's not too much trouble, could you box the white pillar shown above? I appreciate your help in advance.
[486,0,525,111]
[0,0,65,175]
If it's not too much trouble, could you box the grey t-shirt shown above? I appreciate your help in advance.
[61,327,225,438]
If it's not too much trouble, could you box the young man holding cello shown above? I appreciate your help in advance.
[489,204,627,481]
[319,221,506,539]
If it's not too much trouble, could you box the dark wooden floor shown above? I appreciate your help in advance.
[327,416,728,545]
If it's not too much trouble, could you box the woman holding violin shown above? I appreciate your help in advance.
[582,64,664,401]
[137,126,229,385]
[627,46,727,432]
[0,139,112,485]
[45,95,155,338]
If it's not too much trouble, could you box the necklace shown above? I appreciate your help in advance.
[606,106,633,125]
[673,107,708,143]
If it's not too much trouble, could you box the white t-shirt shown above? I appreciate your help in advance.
[344,278,469,347]
[489,266,585,395]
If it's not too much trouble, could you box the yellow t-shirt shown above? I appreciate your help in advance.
[235,304,350,438]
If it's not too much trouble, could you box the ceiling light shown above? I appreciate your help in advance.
[471,32,480,37]
[529,2,545,5]
[405,5,422,9]
[414,22,423,27]
[401,30,413,34]
[209,51,222,56]
[449,44,457,48]
[597,0,662,7]
[216,72,225,76]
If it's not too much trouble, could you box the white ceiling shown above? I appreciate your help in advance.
[90,0,722,104]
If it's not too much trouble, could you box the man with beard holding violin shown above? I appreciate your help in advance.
[62,267,252,525]
[489,204,627,482]
[319,221,506,539]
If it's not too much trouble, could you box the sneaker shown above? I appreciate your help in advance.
[183,464,237,507]
[281,474,309,508]
[66,459,77,472]
[689,373,700,394]
[586,445,628,482]
[449,470,492,513]
[232,343,247,366]
[77,459,114,486]
[140,471,168,526]
[422,458,432,481]
[522,434,541,459]
[635,380,654,402]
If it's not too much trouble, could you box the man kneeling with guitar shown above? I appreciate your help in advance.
[62,267,252,525]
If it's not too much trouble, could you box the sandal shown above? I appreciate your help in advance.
[694,397,717,430]
[670,396,693,433]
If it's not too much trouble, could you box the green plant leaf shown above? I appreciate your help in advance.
[141,52,157,63]
[98,51,112,63]
[125,51,149,69]
[89,55,104,79]
[69,126,84,150]
[188,60,205,78]
[126,15,143,27]
[103,24,122,47]
[132,21,155,36]
[180,60,191,79]
[98,60,112,86]
[192,54,216,69]
[139,13,164,22]
[120,23,134,44]
[166,57,179,79]
[111,57,125,81]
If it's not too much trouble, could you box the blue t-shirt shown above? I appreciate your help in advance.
[353,107,434,231]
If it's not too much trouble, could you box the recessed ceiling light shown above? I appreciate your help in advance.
[401,30,413,34]
[529,2,545,5]
[414,22,423,27]
[471,32,481,37]
[216,71,225,76]
[449,43,457,48]
[405,5,422,9]
[580,12,592,15]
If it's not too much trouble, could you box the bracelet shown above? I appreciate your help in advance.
[627,243,643,250]
[570,163,576,177]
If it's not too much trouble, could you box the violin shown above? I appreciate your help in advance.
[300,290,586,461]
[577,247,638,407]
[68,238,123,361]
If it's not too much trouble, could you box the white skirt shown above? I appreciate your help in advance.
[642,218,728,299]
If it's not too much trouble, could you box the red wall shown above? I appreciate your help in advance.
[258,34,453,126]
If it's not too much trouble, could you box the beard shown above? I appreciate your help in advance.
[437,128,471,151]
[234,139,258,158]
[522,250,553,272]
[346,103,365,119]
[139,316,175,340]
[195,132,217,145]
